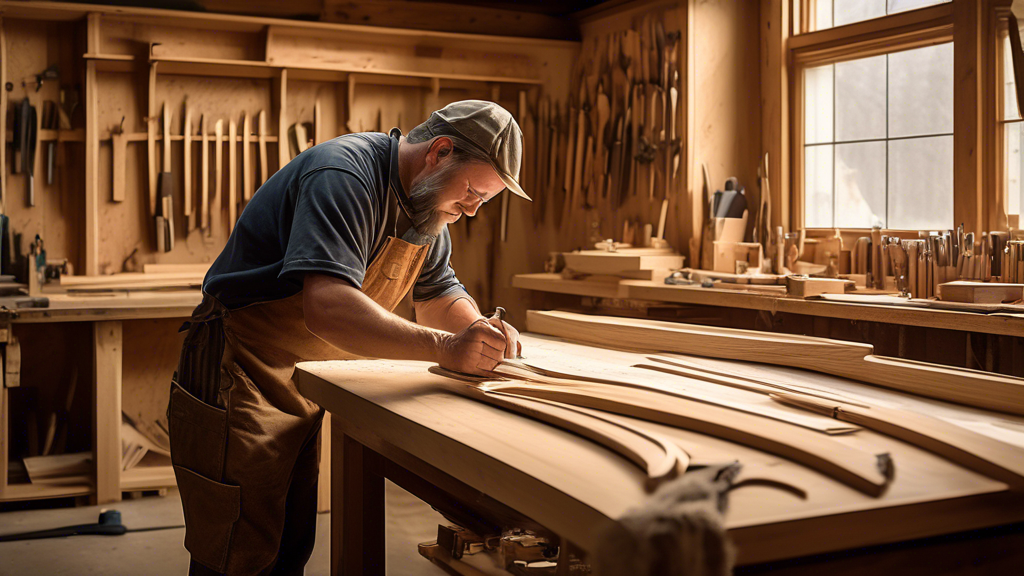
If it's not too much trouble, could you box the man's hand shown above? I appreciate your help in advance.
[486,316,521,359]
[439,320,507,375]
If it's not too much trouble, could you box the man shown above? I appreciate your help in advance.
[169,101,527,575]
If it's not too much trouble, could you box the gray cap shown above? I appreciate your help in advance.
[425,100,530,201]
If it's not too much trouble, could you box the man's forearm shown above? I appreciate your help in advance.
[415,292,482,333]
[304,276,446,362]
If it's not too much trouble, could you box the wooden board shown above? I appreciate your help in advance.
[772,392,1024,489]
[562,249,683,276]
[938,281,1024,304]
[786,275,855,298]
[526,310,1024,416]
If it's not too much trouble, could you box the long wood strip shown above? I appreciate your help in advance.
[213,120,224,238]
[477,379,892,496]
[242,111,252,201]
[228,118,237,231]
[258,110,268,185]
[527,310,1024,416]
[771,392,1024,489]
[200,115,209,231]
[183,104,192,219]
[642,356,869,407]
[495,359,858,435]
[431,367,686,488]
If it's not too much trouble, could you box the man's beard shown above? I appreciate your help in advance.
[405,161,459,238]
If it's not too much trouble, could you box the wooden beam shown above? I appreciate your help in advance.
[526,310,1024,416]
[953,0,983,234]
[84,56,100,275]
[319,0,578,40]
[93,321,123,504]
[276,68,288,170]
[761,0,790,233]
[0,17,6,213]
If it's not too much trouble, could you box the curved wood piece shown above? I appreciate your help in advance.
[478,378,893,497]
[527,310,1024,416]
[494,359,859,435]
[771,392,1024,489]
[430,366,687,489]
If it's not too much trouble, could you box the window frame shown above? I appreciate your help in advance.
[779,0,1009,240]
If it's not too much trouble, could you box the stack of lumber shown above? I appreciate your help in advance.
[57,263,209,293]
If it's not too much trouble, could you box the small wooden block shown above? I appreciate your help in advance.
[938,281,1024,304]
[3,336,19,388]
[786,275,855,299]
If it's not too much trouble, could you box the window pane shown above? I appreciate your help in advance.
[1007,35,1022,122]
[887,136,953,229]
[889,43,953,137]
[835,55,886,142]
[834,0,885,27]
[887,0,949,15]
[805,64,833,144]
[805,145,834,228]
[1007,122,1023,217]
[813,0,832,32]
[835,141,886,228]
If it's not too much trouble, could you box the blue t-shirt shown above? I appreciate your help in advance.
[203,130,467,309]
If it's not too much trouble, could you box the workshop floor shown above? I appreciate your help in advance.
[0,482,450,575]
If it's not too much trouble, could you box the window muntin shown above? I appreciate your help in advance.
[803,41,953,229]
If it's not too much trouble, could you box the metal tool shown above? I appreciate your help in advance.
[41,100,57,185]
[18,98,38,206]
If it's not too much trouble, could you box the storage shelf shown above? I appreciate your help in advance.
[121,464,176,491]
[0,481,93,502]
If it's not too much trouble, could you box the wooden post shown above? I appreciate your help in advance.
[93,321,123,504]
[148,61,159,218]
[953,0,983,234]
[318,414,331,513]
[761,0,790,234]
[332,419,385,576]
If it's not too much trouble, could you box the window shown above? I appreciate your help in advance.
[798,0,951,34]
[1004,33,1023,223]
[802,42,954,229]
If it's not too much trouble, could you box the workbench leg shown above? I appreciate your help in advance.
[331,415,385,576]
[93,321,123,504]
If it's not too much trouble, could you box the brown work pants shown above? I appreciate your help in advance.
[169,299,324,575]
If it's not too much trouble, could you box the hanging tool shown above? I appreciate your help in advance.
[201,115,210,232]
[157,102,175,252]
[41,100,57,186]
[16,98,39,207]
[111,116,127,202]
[183,101,193,228]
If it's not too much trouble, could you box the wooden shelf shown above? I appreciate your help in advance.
[147,55,542,86]
[513,273,1024,337]
[0,481,93,502]
[120,464,175,491]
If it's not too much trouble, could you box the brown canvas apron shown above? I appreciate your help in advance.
[169,236,428,575]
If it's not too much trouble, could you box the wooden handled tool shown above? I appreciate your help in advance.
[242,111,253,202]
[158,102,174,252]
[228,118,238,232]
[213,119,223,239]
[201,115,209,233]
[111,118,126,203]
[183,103,192,223]
[258,110,268,186]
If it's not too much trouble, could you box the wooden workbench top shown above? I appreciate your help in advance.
[3,290,202,323]
[513,273,1024,337]
[296,333,1024,565]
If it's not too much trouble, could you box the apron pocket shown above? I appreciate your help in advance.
[173,464,240,573]
[168,380,228,480]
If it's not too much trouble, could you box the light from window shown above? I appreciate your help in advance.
[802,0,949,33]
[1005,34,1023,221]
[803,42,953,229]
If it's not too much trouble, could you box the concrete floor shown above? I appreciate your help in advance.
[0,481,450,575]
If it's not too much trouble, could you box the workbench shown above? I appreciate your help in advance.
[296,332,1024,575]
[0,290,201,504]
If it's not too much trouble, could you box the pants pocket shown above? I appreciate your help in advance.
[169,380,240,572]
[168,380,228,480]
[174,465,241,573]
